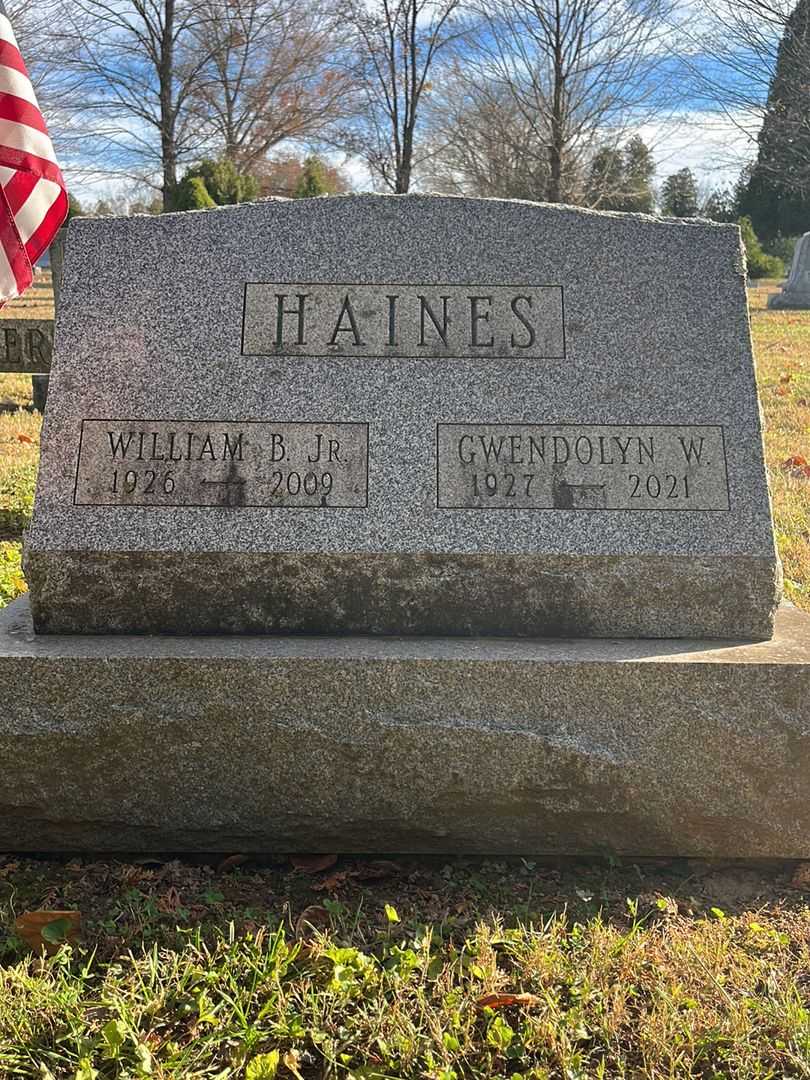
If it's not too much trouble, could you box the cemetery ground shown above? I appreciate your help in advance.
[0,282,808,1077]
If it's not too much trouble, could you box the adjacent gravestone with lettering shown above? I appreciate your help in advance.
[0,319,53,373]
[25,196,780,637]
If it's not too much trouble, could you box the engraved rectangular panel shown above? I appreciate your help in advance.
[74,420,368,508]
[437,424,730,511]
[0,319,53,373]
[242,283,565,359]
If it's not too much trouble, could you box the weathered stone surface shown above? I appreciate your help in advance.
[0,318,53,373]
[27,195,780,637]
[769,232,810,309]
[26,551,778,637]
[2,593,809,854]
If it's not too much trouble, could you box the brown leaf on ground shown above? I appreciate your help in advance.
[156,886,182,913]
[781,455,810,478]
[217,853,249,873]
[352,859,401,880]
[312,859,402,893]
[476,991,543,1010]
[791,862,810,889]
[290,854,338,874]
[295,904,330,938]
[283,1049,306,1080]
[15,910,81,954]
[312,871,351,893]
[780,372,793,383]
[16,432,33,443]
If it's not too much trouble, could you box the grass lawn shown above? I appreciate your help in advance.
[0,280,808,1078]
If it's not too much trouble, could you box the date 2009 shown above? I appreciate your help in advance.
[108,468,337,499]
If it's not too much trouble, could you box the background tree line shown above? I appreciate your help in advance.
[9,0,810,274]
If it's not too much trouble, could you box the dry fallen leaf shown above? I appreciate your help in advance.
[16,433,33,444]
[15,910,81,954]
[217,853,249,873]
[781,455,810,479]
[295,904,330,938]
[283,1049,306,1080]
[313,870,351,893]
[290,854,338,874]
[780,372,793,383]
[353,859,401,880]
[156,886,182,913]
[312,859,401,893]
[776,385,790,396]
[476,991,543,1010]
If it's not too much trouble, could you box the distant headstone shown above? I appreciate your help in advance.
[768,232,810,309]
[0,319,53,372]
[31,227,65,412]
[26,197,779,639]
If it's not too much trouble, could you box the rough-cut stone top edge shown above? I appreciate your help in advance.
[1,596,805,665]
[66,192,742,236]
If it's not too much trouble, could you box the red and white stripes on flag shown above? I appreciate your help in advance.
[0,8,67,304]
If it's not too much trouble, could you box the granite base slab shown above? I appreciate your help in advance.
[2,594,809,855]
[768,291,810,310]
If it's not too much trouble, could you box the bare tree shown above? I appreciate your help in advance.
[423,63,552,198]
[53,0,217,207]
[683,0,810,191]
[344,0,463,193]
[454,0,677,204]
[190,0,353,168]
[5,1,89,166]
[679,0,791,151]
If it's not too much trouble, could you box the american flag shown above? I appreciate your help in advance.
[0,4,67,303]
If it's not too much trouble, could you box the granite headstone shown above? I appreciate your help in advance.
[769,232,810,310]
[25,196,780,637]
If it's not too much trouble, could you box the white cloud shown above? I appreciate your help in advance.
[635,109,758,191]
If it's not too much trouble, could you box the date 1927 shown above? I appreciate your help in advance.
[468,470,694,502]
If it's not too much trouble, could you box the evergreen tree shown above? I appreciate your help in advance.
[173,158,259,211]
[586,147,625,209]
[294,157,330,198]
[660,168,699,217]
[702,187,737,222]
[622,136,655,214]
[175,175,216,211]
[585,137,655,212]
[738,0,810,242]
[739,215,784,278]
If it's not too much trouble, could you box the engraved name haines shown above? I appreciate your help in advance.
[437,424,730,511]
[242,283,566,359]
[73,420,368,507]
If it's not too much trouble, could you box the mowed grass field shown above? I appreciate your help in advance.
[0,280,809,1078]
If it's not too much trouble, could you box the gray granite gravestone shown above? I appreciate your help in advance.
[769,232,810,309]
[25,196,780,638]
[4,195,809,856]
